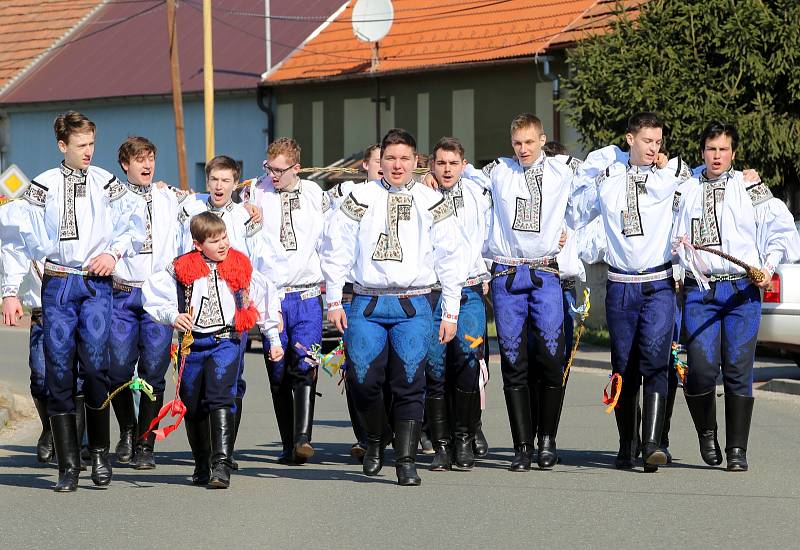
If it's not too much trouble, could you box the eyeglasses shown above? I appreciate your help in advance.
[263,160,298,177]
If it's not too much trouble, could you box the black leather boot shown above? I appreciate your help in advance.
[394,420,422,486]
[346,385,367,462]
[725,393,754,472]
[473,415,489,458]
[111,390,136,464]
[209,408,236,488]
[75,394,89,470]
[271,385,294,464]
[537,385,562,470]
[51,413,80,492]
[453,388,479,471]
[33,396,54,463]
[85,404,112,486]
[685,391,722,466]
[505,387,534,472]
[613,384,639,469]
[292,385,315,464]
[661,382,677,464]
[362,405,387,476]
[230,396,243,471]
[426,396,451,471]
[641,393,668,473]
[133,392,163,470]
[185,414,211,485]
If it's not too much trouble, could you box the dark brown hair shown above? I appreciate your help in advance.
[53,111,96,143]
[118,136,157,172]
[190,211,227,243]
[205,155,240,182]
[432,137,465,160]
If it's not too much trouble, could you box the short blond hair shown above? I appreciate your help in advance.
[267,137,301,165]
[510,113,543,136]
[190,211,227,243]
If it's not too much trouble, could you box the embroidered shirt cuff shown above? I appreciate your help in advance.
[327,300,344,312]
[264,329,282,347]
[102,247,123,261]
[2,286,19,298]
[325,286,343,307]
[441,298,460,320]
[764,252,781,276]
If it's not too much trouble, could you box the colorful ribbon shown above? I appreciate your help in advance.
[671,342,688,386]
[563,288,591,386]
[478,358,490,410]
[602,373,623,413]
[673,235,711,290]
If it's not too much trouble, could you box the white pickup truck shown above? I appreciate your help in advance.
[757,221,800,366]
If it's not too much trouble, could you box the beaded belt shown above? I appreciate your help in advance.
[284,283,322,300]
[493,255,557,267]
[353,284,432,298]
[112,277,144,292]
[43,261,90,278]
[607,267,673,283]
[686,272,747,283]
[194,327,239,341]
[431,273,490,292]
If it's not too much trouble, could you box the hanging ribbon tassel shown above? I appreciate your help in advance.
[563,288,591,386]
[602,373,623,413]
[671,342,688,386]
[478,358,490,410]
[672,235,711,291]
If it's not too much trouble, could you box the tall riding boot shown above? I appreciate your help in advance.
[346,385,367,461]
[685,391,722,466]
[111,390,136,464]
[394,419,422,486]
[209,408,236,488]
[613,385,639,469]
[85,404,112,486]
[185,414,211,485]
[453,388,479,470]
[229,396,243,471]
[362,405,387,476]
[75,394,89,469]
[133,392,163,470]
[426,396,452,471]
[33,396,54,463]
[271,385,295,464]
[50,413,80,492]
[505,387,534,472]
[528,382,539,449]
[641,393,668,473]
[537,385,563,470]
[661,382,677,464]
[473,414,489,457]
[725,393,754,472]
[292,384,316,464]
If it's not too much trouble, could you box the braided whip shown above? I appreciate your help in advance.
[692,244,765,284]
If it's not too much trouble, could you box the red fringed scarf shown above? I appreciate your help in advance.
[172,248,260,332]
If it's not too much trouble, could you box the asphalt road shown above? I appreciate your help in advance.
[1,326,799,549]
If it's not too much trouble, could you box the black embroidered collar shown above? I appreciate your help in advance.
[60,162,87,179]
[441,179,462,197]
[380,178,415,191]
[126,181,152,196]
[700,167,735,184]
[207,199,234,213]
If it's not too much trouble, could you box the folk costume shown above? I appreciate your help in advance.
[3,162,146,491]
[321,178,466,485]
[143,248,272,487]
[247,175,332,464]
[673,168,800,470]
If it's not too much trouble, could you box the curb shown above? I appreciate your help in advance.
[758,378,800,396]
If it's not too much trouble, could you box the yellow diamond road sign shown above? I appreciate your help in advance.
[0,164,30,199]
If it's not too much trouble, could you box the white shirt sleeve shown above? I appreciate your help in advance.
[143,269,180,327]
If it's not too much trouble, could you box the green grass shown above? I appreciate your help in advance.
[581,326,610,348]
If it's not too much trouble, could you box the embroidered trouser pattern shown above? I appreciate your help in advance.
[425,286,486,398]
[606,278,675,397]
[42,274,112,415]
[491,264,565,390]
[345,294,434,422]
[682,279,760,396]
[108,288,173,393]
[180,334,242,419]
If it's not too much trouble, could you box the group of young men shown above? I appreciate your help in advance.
[1,109,798,491]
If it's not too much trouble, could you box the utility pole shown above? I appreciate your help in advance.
[203,0,215,161]
[265,0,271,74]
[166,0,189,190]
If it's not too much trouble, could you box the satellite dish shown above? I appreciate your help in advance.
[352,0,394,43]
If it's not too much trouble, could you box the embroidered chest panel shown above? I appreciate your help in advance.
[513,165,543,232]
[443,184,465,215]
[691,179,725,247]
[373,193,412,262]
[195,268,225,329]
[59,168,87,241]
[128,184,153,254]
[279,190,301,250]
[621,171,647,237]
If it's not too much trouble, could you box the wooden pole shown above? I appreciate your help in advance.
[166,0,189,190]
[203,0,215,161]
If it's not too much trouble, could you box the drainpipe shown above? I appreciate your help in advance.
[538,56,560,143]
[256,85,274,147]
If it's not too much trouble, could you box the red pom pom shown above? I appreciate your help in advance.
[218,248,253,292]
[172,251,209,286]
[234,304,260,332]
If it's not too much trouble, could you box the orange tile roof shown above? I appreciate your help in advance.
[265,0,644,83]
[0,0,104,92]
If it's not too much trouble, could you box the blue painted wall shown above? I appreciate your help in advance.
[3,93,268,192]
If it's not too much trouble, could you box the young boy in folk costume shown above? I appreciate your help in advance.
[322,129,466,486]
[673,122,800,471]
[423,137,492,472]
[143,212,281,488]
[247,138,332,464]
[106,137,183,469]
[1,111,146,491]
[179,155,286,469]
